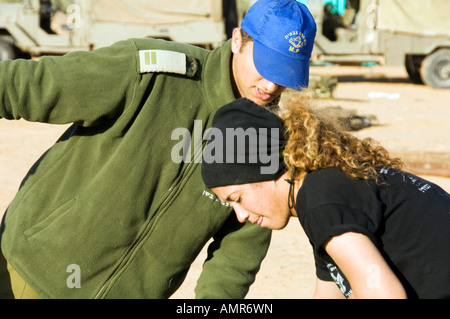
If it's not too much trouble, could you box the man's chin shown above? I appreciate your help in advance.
[245,96,271,106]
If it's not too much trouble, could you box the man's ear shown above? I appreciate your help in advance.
[231,28,242,54]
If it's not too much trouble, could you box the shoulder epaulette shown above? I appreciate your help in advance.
[139,50,197,76]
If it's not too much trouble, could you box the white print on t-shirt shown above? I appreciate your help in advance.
[379,167,432,193]
[327,263,353,298]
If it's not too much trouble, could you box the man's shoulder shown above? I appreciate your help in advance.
[130,38,210,58]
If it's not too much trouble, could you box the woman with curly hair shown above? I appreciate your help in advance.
[201,97,450,299]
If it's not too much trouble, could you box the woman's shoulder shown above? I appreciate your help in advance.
[298,167,378,211]
[303,167,355,189]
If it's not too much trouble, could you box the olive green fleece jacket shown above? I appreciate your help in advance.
[0,38,272,299]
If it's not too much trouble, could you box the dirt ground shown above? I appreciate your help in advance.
[0,65,449,299]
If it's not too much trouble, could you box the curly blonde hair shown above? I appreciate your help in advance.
[277,96,403,182]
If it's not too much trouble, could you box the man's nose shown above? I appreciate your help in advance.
[260,80,279,94]
[232,204,249,223]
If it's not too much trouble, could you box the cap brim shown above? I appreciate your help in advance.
[252,39,310,91]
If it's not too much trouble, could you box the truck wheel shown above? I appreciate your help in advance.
[0,39,17,61]
[420,49,450,89]
[405,55,423,84]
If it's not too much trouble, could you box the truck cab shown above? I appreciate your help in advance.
[0,0,239,59]
[302,0,450,88]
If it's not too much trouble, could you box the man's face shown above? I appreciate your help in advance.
[231,29,286,106]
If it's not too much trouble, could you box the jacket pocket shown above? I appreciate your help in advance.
[24,198,77,240]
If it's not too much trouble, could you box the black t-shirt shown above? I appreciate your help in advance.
[296,167,450,299]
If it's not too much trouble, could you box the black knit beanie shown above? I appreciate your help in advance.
[201,98,286,188]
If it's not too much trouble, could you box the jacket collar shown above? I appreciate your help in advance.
[203,40,236,112]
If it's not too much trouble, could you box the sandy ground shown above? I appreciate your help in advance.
[0,65,449,299]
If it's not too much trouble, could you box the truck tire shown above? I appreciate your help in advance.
[0,39,17,61]
[405,55,423,84]
[420,48,450,89]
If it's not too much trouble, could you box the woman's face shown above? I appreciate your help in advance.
[212,173,296,230]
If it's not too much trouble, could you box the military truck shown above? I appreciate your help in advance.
[303,0,450,88]
[0,0,240,60]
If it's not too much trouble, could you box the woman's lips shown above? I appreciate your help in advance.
[257,216,263,226]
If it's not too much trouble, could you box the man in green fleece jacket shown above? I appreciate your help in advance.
[0,0,316,298]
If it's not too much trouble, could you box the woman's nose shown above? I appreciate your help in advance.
[233,204,249,223]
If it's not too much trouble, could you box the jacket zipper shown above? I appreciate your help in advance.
[94,142,203,299]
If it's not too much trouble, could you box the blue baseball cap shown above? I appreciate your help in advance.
[241,0,317,91]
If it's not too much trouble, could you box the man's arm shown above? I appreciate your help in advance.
[0,40,139,126]
[195,214,272,298]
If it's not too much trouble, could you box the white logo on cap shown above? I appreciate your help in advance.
[285,31,306,54]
